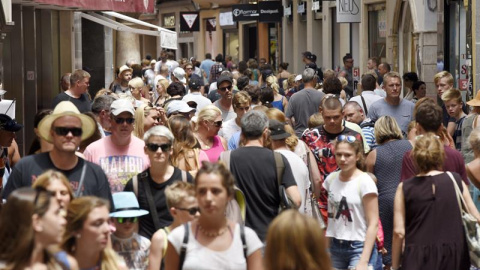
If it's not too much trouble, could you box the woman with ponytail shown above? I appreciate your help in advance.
[266,76,288,112]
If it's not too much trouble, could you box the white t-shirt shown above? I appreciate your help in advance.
[323,172,378,241]
[219,118,241,141]
[275,149,310,214]
[168,223,263,270]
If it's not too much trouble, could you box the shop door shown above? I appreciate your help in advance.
[243,24,257,60]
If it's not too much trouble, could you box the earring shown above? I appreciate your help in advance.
[76,234,81,239]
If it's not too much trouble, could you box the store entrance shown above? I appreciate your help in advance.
[243,23,257,60]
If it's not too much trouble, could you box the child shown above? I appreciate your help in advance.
[110,192,150,270]
[148,181,199,270]
[442,88,467,150]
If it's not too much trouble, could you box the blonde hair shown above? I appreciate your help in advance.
[308,113,324,128]
[469,128,480,154]
[128,77,144,88]
[196,105,222,129]
[441,88,462,104]
[374,116,403,145]
[62,197,121,270]
[32,170,74,201]
[265,210,331,270]
[156,79,170,93]
[266,108,297,151]
[434,71,454,86]
[133,104,156,139]
[284,74,297,90]
[383,71,401,84]
[338,77,348,90]
[266,76,280,94]
[165,181,195,209]
[323,69,336,81]
[412,133,445,173]
[232,91,252,109]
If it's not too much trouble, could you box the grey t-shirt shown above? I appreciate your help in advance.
[213,100,237,122]
[368,98,415,134]
[285,88,325,137]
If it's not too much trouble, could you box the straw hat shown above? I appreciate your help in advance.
[467,91,480,107]
[38,101,96,143]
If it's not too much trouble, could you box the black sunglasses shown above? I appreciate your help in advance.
[218,85,233,92]
[116,217,138,224]
[212,120,222,128]
[177,207,200,215]
[114,117,135,124]
[146,143,172,152]
[53,127,83,137]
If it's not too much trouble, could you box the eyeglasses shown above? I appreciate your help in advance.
[116,217,138,224]
[114,117,135,124]
[218,85,233,92]
[211,120,222,127]
[53,127,83,137]
[177,207,200,215]
[146,143,172,152]
[337,135,357,143]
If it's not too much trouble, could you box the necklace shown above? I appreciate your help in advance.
[197,222,229,237]
[197,134,212,150]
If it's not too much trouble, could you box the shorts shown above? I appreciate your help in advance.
[329,238,377,270]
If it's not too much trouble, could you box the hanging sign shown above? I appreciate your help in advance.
[232,4,259,21]
[336,0,361,23]
[297,3,305,14]
[284,5,292,17]
[180,12,199,32]
[258,1,282,22]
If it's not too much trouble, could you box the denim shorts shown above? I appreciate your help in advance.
[329,238,377,270]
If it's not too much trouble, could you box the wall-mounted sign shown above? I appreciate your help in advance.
[336,0,361,23]
[206,18,216,32]
[163,14,175,28]
[219,11,234,26]
[180,12,199,32]
[232,4,259,21]
[312,1,320,11]
[297,3,305,14]
[258,1,282,22]
[284,5,292,17]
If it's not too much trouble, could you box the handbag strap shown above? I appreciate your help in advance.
[360,95,368,115]
[178,223,189,270]
[74,162,88,198]
[141,171,162,231]
[446,171,469,213]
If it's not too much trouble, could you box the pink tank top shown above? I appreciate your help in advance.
[204,135,225,162]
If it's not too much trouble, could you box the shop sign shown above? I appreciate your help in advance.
[378,10,386,38]
[206,18,216,32]
[33,0,154,13]
[160,31,177,50]
[459,79,468,90]
[180,12,199,32]
[353,67,360,80]
[312,1,321,11]
[164,15,175,28]
[336,0,361,23]
[220,11,235,26]
[232,4,259,21]
[258,1,282,22]
[284,5,292,17]
[297,3,305,14]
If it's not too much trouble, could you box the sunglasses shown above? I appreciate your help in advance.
[177,207,200,215]
[218,85,233,92]
[114,117,135,124]
[116,217,138,224]
[211,120,222,128]
[146,143,172,152]
[53,127,83,137]
[337,135,357,143]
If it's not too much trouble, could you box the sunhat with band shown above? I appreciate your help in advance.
[467,91,480,107]
[38,101,96,143]
[110,192,149,218]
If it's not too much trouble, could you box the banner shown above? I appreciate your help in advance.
[232,4,259,21]
[258,1,282,22]
[336,0,361,23]
[180,12,199,32]
[33,0,154,13]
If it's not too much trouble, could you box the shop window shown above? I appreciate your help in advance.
[368,8,386,62]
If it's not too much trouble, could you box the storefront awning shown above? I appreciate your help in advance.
[80,12,177,50]
[31,0,154,13]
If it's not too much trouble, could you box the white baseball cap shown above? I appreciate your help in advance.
[295,74,302,82]
[173,67,187,84]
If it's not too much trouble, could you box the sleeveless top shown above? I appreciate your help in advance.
[271,96,285,112]
[374,139,412,265]
[203,135,225,162]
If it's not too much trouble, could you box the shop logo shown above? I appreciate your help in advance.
[233,8,258,17]
[260,9,279,14]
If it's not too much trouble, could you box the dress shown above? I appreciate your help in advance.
[374,140,412,265]
[401,172,469,270]
[203,135,225,162]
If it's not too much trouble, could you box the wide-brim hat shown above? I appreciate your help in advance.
[467,91,480,107]
[38,101,96,143]
[118,65,133,77]
[110,192,149,218]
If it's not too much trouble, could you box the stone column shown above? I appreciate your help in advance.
[474,0,479,93]
[417,31,438,98]
[116,31,141,67]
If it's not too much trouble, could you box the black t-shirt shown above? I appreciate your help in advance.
[2,152,112,203]
[229,147,297,241]
[52,92,91,112]
[124,167,193,239]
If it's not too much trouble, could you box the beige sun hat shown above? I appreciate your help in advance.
[467,91,480,107]
[118,65,133,77]
[38,101,96,143]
